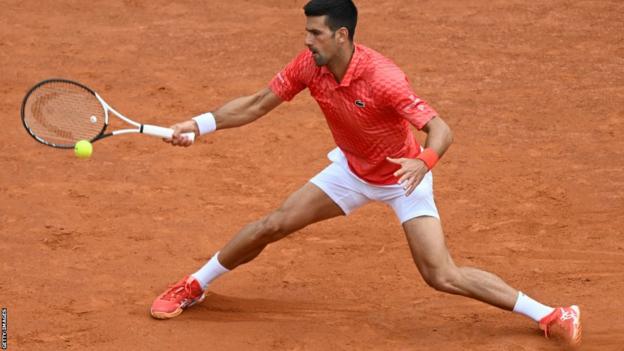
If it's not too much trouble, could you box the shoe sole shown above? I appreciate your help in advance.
[150,293,206,320]
[569,305,582,346]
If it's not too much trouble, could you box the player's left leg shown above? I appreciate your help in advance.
[403,216,517,309]
[403,216,581,345]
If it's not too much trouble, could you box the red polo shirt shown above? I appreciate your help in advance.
[269,44,437,185]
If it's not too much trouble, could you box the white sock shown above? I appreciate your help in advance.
[512,291,555,322]
[191,252,230,289]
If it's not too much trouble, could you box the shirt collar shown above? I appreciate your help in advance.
[320,44,363,87]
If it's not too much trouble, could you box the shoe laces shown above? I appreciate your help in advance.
[560,310,576,321]
[162,279,194,302]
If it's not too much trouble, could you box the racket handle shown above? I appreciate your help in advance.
[142,124,196,142]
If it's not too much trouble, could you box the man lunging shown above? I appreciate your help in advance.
[150,1,581,346]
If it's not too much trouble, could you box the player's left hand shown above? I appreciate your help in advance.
[386,157,428,196]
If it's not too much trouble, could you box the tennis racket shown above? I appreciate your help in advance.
[21,78,194,149]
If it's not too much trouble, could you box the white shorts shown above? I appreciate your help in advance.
[310,148,439,224]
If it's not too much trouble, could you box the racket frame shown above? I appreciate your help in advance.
[21,78,194,149]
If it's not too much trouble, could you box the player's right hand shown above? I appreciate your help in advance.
[165,120,200,147]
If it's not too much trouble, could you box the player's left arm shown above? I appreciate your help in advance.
[387,116,453,196]
[420,115,453,159]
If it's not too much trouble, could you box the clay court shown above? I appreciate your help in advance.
[1,0,623,350]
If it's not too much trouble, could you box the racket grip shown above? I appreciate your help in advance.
[142,124,196,142]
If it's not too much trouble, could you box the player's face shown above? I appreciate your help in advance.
[305,16,339,66]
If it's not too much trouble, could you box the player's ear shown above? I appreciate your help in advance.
[337,27,349,44]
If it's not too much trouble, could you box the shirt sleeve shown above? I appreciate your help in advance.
[269,50,316,102]
[377,70,438,130]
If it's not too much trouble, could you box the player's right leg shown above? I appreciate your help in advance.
[150,181,347,319]
[217,181,347,269]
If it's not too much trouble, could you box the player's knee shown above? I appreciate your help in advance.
[253,210,289,244]
[423,269,460,293]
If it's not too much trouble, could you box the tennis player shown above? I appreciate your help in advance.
[151,0,581,346]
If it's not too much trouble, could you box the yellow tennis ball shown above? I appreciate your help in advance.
[74,140,93,159]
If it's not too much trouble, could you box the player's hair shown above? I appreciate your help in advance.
[303,0,358,41]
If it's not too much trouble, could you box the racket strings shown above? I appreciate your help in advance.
[23,81,106,147]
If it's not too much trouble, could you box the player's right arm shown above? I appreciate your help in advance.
[212,88,283,129]
[167,87,283,146]
[168,50,312,147]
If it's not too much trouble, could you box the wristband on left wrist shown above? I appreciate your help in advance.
[417,148,439,170]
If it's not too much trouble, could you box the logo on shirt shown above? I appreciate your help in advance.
[354,99,366,108]
[277,72,286,84]
[403,95,421,112]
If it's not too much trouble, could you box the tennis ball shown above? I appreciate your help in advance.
[74,140,93,159]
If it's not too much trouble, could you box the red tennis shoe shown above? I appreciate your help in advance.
[539,305,582,346]
[151,275,205,319]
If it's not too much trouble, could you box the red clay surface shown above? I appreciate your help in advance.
[1,1,623,350]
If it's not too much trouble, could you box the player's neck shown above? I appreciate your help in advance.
[327,43,355,83]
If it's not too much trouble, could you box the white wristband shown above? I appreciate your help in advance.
[192,112,217,135]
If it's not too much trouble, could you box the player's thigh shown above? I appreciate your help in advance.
[273,181,346,232]
[402,216,455,275]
